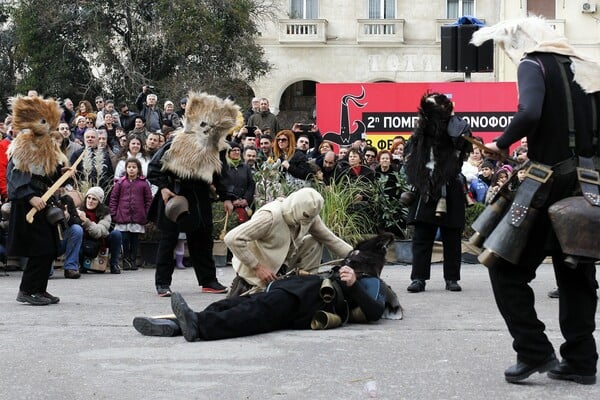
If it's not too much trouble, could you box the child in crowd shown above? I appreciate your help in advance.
[110,158,153,271]
[485,168,510,204]
[468,160,495,203]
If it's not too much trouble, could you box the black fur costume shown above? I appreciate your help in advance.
[404,92,472,285]
[405,92,472,228]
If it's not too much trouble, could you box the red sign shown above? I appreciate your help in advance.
[316,82,518,151]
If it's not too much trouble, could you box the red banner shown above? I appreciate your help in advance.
[315,82,518,151]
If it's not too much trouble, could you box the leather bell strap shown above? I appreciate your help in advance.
[578,156,600,207]
[508,163,553,227]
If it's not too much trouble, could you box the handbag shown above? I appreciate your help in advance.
[82,249,109,272]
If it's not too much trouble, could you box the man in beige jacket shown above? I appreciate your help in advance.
[224,187,353,291]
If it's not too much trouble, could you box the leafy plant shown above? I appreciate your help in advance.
[252,160,295,209]
[463,201,486,239]
[212,201,242,241]
[372,170,412,239]
[313,178,376,246]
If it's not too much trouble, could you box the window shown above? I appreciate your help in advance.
[291,0,318,19]
[369,0,395,19]
[447,0,475,19]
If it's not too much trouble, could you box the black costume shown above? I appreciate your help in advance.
[7,164,62,297]
[147,141,226,291]
[183,274,385,340]
[404,94,472,288]
[488,53,598,376]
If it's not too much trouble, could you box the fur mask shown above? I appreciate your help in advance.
[405,93,460,201]
[161,92,239,182]
[8,95,69,175]
[340,232,395,278]
[471,16,600,93]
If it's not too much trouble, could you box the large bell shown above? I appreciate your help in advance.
[479,206,539,267]
[549,196,600,265]
[45,206,65,226]
[469,195,511,247]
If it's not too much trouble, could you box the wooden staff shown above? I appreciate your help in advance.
[219,211,229,240]
[26,151,85,224]
[464,136,520,165]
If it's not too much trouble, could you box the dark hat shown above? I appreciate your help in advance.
[228,142,241,152]
[481,161,494,170]
[180,97,188,104]
[165,196,194,232]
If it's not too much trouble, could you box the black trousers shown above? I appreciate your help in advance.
[410,222,461,281]
[194,289,299,340]
[488,170,598,374]
[155,226,217,287]
[19,254,55,294]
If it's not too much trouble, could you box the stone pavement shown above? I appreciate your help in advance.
[0,262,597,400]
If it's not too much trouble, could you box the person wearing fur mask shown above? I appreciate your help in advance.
[6,95,71,305]
[147,92,237,297]
[404,92,472,294]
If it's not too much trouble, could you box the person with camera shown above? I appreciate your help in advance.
[136,85,163,133]
[292,122,322,161]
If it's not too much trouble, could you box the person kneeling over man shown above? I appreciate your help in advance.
[132,233,402,340]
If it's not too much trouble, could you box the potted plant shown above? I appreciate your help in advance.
[314,179,376,248]
[211,202,241,267]
[369,170,414,263]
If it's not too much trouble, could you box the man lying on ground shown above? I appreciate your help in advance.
[133,233,402,340]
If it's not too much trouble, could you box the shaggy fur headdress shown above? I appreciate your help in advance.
[161,92,239,182]
[8,95,69,175]
[471,16,600,93]
[405,93,460,201]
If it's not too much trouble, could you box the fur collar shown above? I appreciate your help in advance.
[160,92,239,182]
[8,130,69,175]
[161,131,228,182]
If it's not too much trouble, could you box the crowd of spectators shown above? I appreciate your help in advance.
[0,91,524,286]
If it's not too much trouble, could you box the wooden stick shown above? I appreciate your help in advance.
[219,211,229,240]
[26,151,85,224]
[464,136,520,165]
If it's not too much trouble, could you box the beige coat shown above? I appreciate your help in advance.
[225,197,352,288]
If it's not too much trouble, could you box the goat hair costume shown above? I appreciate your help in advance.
[8,96,69,176]
[405,93,470,202]
[160,92,239,183]
[471,16,600,94]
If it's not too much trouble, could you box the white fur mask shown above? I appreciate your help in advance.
[471,16,600,93]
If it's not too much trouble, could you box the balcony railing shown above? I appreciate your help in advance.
[357,19,405,43]
[278,19,328,44]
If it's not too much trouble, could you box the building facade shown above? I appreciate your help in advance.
[250,0,600,124]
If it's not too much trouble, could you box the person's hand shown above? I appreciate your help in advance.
[160,187,176,204]
[29,196,46,211]
[254,263,277,283]
[223,200,234,215]
[316,170,323,181]
[339,265,357,287]
[63,205,70,220]
[483,142,509,161]
[281,160,290,170]
[77,209,87,222]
